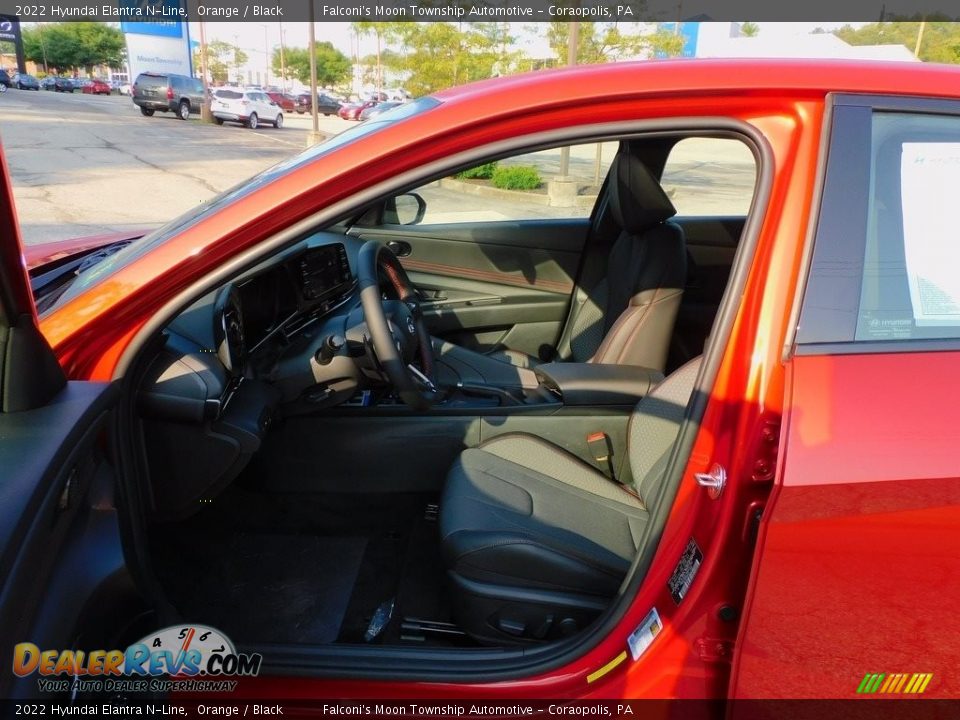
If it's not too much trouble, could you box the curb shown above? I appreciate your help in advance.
[438,177,596,209]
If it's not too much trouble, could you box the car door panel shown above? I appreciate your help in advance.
[0,382,136,699]
[351,218,588,355]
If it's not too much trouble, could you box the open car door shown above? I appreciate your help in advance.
[0,144,138,699]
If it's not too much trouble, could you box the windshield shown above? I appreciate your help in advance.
[49,96,441,313]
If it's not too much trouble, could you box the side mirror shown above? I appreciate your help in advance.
[384,193,426,226]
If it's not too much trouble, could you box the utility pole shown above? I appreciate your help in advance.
[233,33,241,85]
[307,3,323,146]
[279,21,287,93]
[199,20,212,122]
[558,22,579,178]
[259,23,269,87]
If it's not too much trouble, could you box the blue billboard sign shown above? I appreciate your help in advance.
[119,0,185,37]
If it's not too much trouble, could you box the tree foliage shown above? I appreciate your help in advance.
[545,22,684,64]
[384,22,526,96]
[194,41,248,84]
[835,20,960,63]
[22,22,125,72]
[272,42,351,87]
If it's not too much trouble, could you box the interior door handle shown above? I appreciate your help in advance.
[387,240,412,257]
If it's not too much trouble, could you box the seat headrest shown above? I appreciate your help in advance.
[608,152,677,233]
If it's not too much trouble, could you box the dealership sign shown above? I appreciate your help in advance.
[121,0,192,80]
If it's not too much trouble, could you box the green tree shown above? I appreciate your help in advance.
[740,22,760,37]
[194,40,247,84]
[21,23,124,73]
[835,19,960,63]
[545,22,684,64]
[385,22,527,95]
[272,43,351,87]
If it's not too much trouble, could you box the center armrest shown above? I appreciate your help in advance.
[533,363,665,406]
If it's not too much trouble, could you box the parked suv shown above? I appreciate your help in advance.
[132,72,205,120]
[0,70,11,90]
[211,88,283,129]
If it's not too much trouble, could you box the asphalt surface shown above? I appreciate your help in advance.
[0,88,756,245]
[0,88,351,245]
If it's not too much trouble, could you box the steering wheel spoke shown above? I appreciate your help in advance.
[356,241,440,410]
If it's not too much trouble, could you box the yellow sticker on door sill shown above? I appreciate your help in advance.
[586,650,628,684]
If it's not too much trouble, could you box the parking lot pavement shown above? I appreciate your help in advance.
[0,88,354,245]
[1,89,756,246]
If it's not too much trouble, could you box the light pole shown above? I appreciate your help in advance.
[306,4,323,146]
[256,23,269,87]
[199,20,212,122]
[233,33,241,85]
[279,22,287,92]
[558,22,579,178]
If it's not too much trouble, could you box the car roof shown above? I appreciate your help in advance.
[434,58,960,107]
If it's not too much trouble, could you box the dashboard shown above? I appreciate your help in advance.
[214,241,355,374]
[138,235,362,519]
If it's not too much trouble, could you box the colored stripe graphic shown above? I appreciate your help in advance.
[858,672,932,694]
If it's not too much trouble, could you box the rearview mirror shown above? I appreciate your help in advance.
[384,193,426,226]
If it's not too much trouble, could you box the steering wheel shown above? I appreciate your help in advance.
[356,240,439,410]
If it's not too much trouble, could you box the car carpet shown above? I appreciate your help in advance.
[151,486,439,645]
[169,533,367,645]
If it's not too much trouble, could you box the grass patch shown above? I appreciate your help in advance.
[491,165,541,190]
[456,161,498,180]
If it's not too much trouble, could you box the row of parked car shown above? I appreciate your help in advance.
[129,72,406,129]
[0,69,117,94]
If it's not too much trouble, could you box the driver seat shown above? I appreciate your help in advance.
[433,151,687,390]
[439,356,702,644]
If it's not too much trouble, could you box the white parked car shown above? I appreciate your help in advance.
[210,88,283,129]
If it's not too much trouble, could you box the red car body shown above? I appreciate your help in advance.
[339,99,378,120]
[266,91,296,112]
[81,78,112,95]
[3,59,960,700]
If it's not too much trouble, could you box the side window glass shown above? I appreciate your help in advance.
[409,141,620,224]
[660,137,756,216]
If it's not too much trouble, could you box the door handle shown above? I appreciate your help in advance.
[387,240,412,257]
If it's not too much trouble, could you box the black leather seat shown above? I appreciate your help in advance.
[433,151,687,390]
[440,356,702,644]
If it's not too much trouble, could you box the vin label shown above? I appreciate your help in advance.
[667,538,703,604]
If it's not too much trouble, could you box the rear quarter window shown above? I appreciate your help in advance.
[796,98,960,350]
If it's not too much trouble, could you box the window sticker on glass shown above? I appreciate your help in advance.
[901,143,960,327]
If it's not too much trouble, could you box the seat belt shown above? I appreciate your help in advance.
[586,431,617,483]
